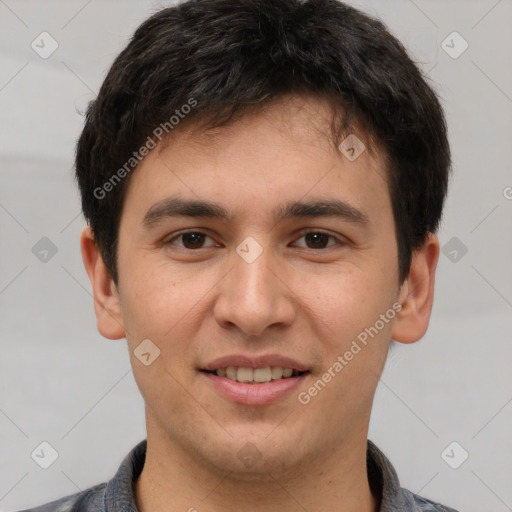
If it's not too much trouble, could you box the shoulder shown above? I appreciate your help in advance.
[15,482,106,512]
[401,487,460,512]
[366,439,459,512]
[16,439,147,512]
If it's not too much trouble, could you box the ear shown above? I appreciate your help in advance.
[80,225,126,340]
[391,233,440,344]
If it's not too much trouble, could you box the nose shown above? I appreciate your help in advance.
[213,242,296,337]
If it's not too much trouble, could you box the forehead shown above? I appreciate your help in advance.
[162,93,378,158]
[121,94,390,227]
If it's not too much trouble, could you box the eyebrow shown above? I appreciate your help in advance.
[142,195,369,228]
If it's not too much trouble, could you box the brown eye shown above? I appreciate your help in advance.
[180,232,206,249]
[304,233,331,249]
[165,231,215,249]
[293,231,341,250]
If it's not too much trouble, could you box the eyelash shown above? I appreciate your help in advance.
[163,229,345,251]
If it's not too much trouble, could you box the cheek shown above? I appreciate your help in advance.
[119,262,216,400]
[120,261,200,340]
[120,270,202,419]
[294,265,393,344]
[293,263,397,411]
[297,272,396,423]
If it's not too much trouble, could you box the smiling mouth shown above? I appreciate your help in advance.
[202,366,308,384]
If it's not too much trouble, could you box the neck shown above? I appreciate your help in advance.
[135,418,378,512]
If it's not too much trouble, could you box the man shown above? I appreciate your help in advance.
[21,0,458,510]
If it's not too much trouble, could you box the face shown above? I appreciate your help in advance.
[99,95,408,475]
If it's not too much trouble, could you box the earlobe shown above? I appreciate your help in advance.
[80,225,126,340]
[391,233,440,344]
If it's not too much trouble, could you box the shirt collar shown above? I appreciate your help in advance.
[367,439,410,511]
[104,439,146,512]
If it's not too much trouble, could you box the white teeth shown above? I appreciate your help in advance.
[253,367,272,383]
[271,367,283,379]
[237,367,253,383]
[226,366,237,379]
[215,366,298,383]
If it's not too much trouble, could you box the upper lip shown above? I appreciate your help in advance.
[202,354,309,372]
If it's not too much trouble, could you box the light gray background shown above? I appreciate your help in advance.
[1,1,511,511]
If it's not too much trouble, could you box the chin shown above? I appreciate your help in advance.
[197,426,311,478]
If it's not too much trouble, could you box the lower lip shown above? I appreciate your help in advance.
[201,371,309,406]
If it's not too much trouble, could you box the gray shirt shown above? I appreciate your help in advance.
[17,439,459,512]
